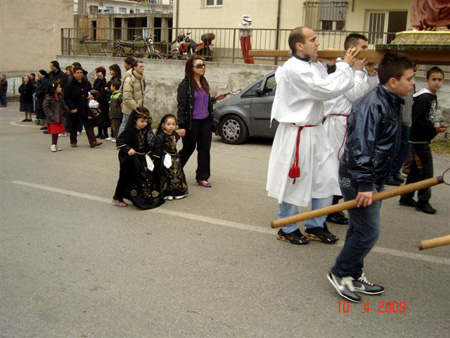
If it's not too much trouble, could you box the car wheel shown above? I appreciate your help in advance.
[219,115,248,144]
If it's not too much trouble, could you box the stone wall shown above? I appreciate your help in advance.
[56,56,277,121]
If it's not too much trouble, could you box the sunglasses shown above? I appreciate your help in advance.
[194,64,206,69]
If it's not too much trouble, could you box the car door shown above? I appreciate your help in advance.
[249,74,278,137]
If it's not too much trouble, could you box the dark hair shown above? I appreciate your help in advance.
[124,57,136,66]
[344,33,368,50]
[73,66,83,74]
[95,66,106,76]
[130,107,151,125]
[51,61,60,70]
[111,80,121,90]
[185,55,210,93]
[378,53,415,85]
[133,60,144,69]
[426,66,444,79]
[30,73,36,78]
[288,27,307,55]
[47,81,60,96]
[156,114,177,135]
[72,62,82,68]
[109,64,122,78]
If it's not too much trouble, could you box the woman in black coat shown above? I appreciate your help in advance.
[19,75,34,122]
[92,66,110,139]
[176,56,226,187]
[35,70,50,125]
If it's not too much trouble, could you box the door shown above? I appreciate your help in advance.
[250,74,278,137]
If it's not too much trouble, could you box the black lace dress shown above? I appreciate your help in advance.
[114,125,164,209]
[152,131,188,199]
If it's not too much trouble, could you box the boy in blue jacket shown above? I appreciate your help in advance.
[328,53,415,303]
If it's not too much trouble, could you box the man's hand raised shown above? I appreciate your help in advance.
[343,47,360,67]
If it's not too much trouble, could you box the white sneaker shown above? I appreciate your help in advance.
[51,144,57,152]
[164,196,173,200]
[110,138,116,143]
[174,195,187,200]
[105,137,112,141]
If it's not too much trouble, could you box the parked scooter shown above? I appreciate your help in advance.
[171,32,215,60]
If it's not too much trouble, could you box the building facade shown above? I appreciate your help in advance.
[0,0,74,75]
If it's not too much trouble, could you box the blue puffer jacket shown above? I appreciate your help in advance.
[339,85,405,192]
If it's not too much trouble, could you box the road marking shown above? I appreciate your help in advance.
[10,121,39,128]
[12,180,450,266]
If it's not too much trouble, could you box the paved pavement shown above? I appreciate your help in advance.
[1,102,449,338]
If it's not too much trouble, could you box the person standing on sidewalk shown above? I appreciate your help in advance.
[64,66,102,148]
[0,74,7,107]
[239,15,255,64]
[119,60,145,136]
[399,66,447,214]
[328,53,415,303]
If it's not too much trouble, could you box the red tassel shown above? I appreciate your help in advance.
[289,166,300,179]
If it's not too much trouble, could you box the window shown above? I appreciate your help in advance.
[206,0,223,6]
[89,5,98,14]
[135,9,140,13]
[119,7,126,14]
[303,1,347,30]
[321,20,333,30]
[242,80,262,98]
[263,75,277,96]
[105,6,114,14]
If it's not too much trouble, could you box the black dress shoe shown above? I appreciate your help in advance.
[326,212,348,225]
[399,198,418,207]
[416,202,436,215]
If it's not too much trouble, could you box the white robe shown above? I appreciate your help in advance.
[266,58,354,206]
[324,69,379,163]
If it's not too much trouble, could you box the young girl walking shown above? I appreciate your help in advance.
[113,107,164,209]
[152,114,188,200]
[43,82,69,152]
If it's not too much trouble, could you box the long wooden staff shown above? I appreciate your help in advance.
[271,169,449,229]
[418,235,450,250]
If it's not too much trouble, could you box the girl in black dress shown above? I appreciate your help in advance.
[153,114,188,200]
[113,107,163,209]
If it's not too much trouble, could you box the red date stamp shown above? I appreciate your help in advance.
[338,301,407,313]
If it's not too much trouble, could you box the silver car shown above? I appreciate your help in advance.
[213,71,279,144]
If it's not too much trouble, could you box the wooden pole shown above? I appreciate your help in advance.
[418,235,450,250]
[271,176,445,229]
[249,49,450,65]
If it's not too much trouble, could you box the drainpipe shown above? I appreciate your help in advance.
[274,0,282,65]
[175,0,179,38]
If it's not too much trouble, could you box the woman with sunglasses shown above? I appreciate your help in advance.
[176,56,226,188]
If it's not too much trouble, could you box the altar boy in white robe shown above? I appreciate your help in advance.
[322,33,379,225]
[266,26,358,245]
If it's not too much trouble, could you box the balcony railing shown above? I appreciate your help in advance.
[61,27,396,63]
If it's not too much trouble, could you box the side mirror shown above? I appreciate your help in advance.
[255,89,262,97]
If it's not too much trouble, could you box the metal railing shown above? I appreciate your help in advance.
[61,27,396,63]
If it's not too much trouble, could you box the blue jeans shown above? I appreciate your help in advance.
[331,182,383,279]
[279,196,333,233]
[118,114,130,136]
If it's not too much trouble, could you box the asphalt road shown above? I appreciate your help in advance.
[1,103,449,338]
